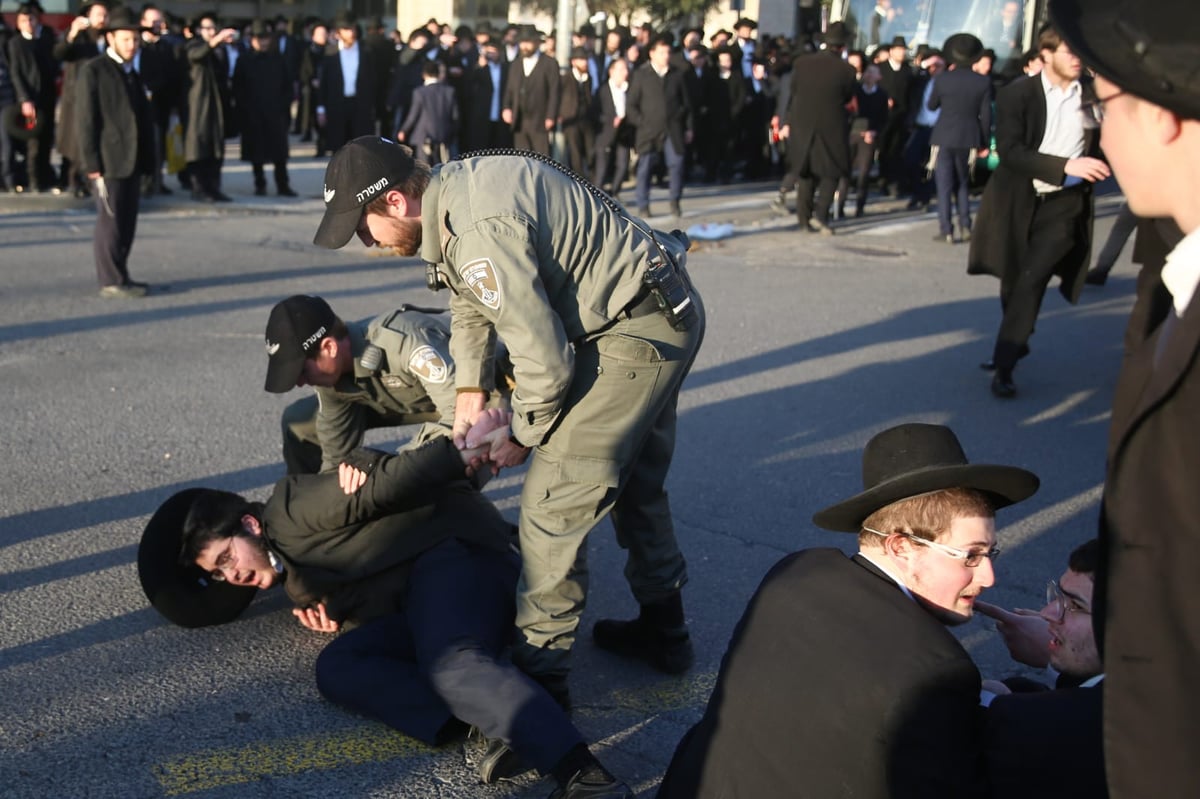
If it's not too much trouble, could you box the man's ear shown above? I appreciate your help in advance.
[241,514,263,537]
[384,188,409,216]
[884,531,916,564]
[318,335,340,361]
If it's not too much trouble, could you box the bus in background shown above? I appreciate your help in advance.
[1,0,74,32]
[830,0,1049,76]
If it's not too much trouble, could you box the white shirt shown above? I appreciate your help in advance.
[609,78,627,119]
[1161,226,1200,315]
[522,52,539,77]
[339,40,360,97]
[1033,70,1086,194]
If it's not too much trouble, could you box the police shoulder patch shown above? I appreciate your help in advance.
[408,345,449,384]
[460,257,502,311]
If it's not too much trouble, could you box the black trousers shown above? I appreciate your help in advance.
[837,136,878,214]
[934,146,972,235]
[796,174,838,226]
[992,188,1087,372]
[594,141,630,196]
[513,121,550,156]
[252,161,290,190]
[561,123,594,176]
[314,539,584,772]
[93,175,141,288]
[26,102,56,190]
[903,125,934,203]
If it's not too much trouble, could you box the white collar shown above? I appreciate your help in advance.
[1040,69,1080,97]
[107,48,128,67]
[1079,673,1105,688]
[856,551,916,602]
[1161,226,1200,315]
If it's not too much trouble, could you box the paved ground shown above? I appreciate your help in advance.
[0,150,1134,798]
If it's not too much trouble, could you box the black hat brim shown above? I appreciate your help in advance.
[137,489,258,628]
[313,202,364,249]
[263,349,306,393]
[812,463,1040,532]
[3,104,45,142]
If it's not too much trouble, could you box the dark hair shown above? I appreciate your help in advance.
[178,489,261,566]
[1037,24,1062,54]
[1068,539,1099,576]
[650,33,673,51]
[1022,49,1042,68]
[421,59,441,79]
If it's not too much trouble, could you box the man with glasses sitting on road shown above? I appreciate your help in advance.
[976,539,1105,799]
[657,423,1039,799]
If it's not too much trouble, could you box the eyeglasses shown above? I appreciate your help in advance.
[862,527,1000,567]
[1080,90,1126,127]
[207,537,240,582]
[1045,579,1091,623]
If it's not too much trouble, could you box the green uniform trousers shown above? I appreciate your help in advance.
[513,286,706,678]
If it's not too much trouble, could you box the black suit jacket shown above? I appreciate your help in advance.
[1096,235,1200,797]
[626,63,691,154]
[967,74,1100,303]
[591,81,632,149]
[399,82,458,145]
[658,549,985,799]
[319,44,379,150]
[262,438,512,623]
[928,66,993,149]
[76,55,154,179]
[984,683,1106,799]
[502,52,559,130]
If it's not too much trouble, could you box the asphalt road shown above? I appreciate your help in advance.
[0,156,1133,798]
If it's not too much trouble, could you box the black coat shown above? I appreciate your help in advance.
[75,54,155,179]
[1097,243,1200,797]
[626,62,691,154]
[462,60,507,152]
[879,59,913,116]
[984,683,1106,799]
[53,31,104,162]
[182,38,226,161]
[502,52,560,130]
[558,70,592,128]
[319,44,380,150]
[658,550,985,799]
[261,438,512,624]
[967,75,1100,303]
[232,49,291,164]
[591,80,632,150]
[784,51,857,179]
[928,67,993,149]
[7,23,57,107]
[139,37,183,124]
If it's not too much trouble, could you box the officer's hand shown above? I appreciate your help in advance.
[975,600,1052,669]
[1064,156,1111,183]
[464,407,511,448]
[487,433,529,474]
[452,390,488,449]
[338,462,369,495]
[293,603,340,633]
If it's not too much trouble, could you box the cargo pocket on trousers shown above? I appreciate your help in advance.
[534,455,622,531]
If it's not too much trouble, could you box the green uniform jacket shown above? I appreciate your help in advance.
[419,154,690,446]
[261,437,514,624]
[313,307,459,472]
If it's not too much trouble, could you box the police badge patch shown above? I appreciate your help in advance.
[460,258,502,310]
[408,346,449,383]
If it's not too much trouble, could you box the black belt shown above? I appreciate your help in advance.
[1036,184,1088,203]
[619,287,661,320]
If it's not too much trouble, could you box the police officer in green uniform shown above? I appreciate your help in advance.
[264,294,467,474]
[313,137,706,708]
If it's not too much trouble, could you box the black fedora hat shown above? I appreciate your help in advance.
[823,22,849,48]
[2,103,44,142]
[889,35,908,49]
[943,32,984,67]
[137,489,258,628]
[248,18,272,38]
[1051,0,1200,121]
[102,5,146,32]
[812,423,1039,532]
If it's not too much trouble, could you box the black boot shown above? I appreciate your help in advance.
[592,593,694,674]
[548,746,633,799]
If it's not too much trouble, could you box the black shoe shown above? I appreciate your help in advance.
[211,191,233,202]
[158,185,173,195]
[254,185,267,196]
[593,617,694,675]
[979,359,997,372]
[547,766,634,799]
[636,206,651,218]
[278,186,298,197]
[855,206,865,218]
[991,371,1017,398]
[669,201,681,218]
[478,739,530,784]
[99,283,148,299]
[1085,269,1109,286]
[191,190,214,203]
